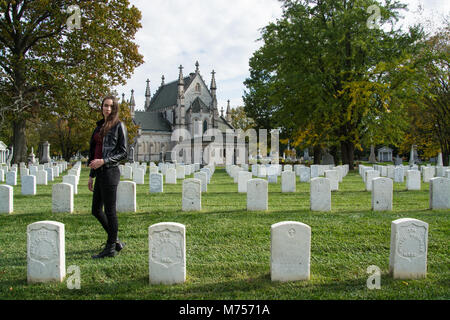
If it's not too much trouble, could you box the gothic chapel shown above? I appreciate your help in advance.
[129,61,242,164]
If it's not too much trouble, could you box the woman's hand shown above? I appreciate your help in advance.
[89,159,105,170]
[88,177,94,192]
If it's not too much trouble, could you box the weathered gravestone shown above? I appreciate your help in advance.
[27,221,65,283]
[6,171,17,186]
[299,167,311,182]
[372,177,393,211]
[22,175,36,196]
[165,168,177,184]
[389,218,428,279]
[0,184,13,214]
[133,168,145,185]
[52,183,73,213]
[123,166,133,180]
[247,179,268,211]
[429,177,450,209]
[238,171,252,193]
[281,171,296,193]
[365,170,380,191]
[394,167,404,183]
[117,181,136,212]
[310,178,331,211]
[271,221,311,282]
[36,170,48,185]
[148,222,186,285]
[325,170,339,191]
[149,173,164,193]
[422,167,434,183]
[62,175,78,195]
[182,179,202,211]
[406,170,421,191]
[194,171,207,193]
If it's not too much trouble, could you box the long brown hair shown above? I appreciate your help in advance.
[100,95,120,138]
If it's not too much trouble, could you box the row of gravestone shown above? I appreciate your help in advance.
[361,167,450,210]
[0,162,69,186]
[228,165,348,192]
[26,218,429,284]
[0,162,82,213]
[228,164,349,181]
[119,163,213,185]
[361,164,450,186]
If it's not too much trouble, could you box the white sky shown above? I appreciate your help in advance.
[114,0,449,112]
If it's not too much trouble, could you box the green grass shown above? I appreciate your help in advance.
[0,166,449,300]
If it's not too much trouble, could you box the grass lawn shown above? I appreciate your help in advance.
[0,166,449,300]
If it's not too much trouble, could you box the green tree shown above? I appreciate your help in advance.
[244,0,424,169]
[230,106,255,131]
[0,0,144,163]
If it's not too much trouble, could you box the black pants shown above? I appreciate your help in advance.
[91,166,120,245]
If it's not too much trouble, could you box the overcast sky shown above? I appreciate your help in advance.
[114,0,449,112]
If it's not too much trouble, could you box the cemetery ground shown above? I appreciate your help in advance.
[0,166,449,300]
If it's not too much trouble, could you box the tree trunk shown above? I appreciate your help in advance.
[341,141,355,171]
[313,145,321,165]
[12,119,28,164]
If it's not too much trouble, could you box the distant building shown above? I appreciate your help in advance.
[0,141,7,164]
[127,61,246,164]
[377,146,393,162]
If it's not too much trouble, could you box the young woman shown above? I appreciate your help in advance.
[88,96,128,259]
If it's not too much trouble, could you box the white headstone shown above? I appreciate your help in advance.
[325,170,339,191]
[123,166,133,180]
[394,167,404,183]
[281,171,296,193]
[52,183,73,213]
[165,168,177,184]
[406,170,421,190]
[429,177,450,209]
[22,175,36,196]
[446,170,450,179]
[182,179,201,211]
[149,173,164,193]
[299,167,311,182]
[310,165,319,178]
[193,172,207,193]
[148,222,186,285]
[176,165,185,180]
[247,179,268,211]
[0,169,4,182]
[365,170,380,191]
[36,170,48,185]
[0,185,13,214]
[62,175,78,195]
[271,221,311,282]
[27,221,65,283]
[310,178,331,211]
[422,167,434,183]
[6,171,17,186]
[372,177,393,211]
[117,181,136,212]
[238,171,252,193]
[133,167,145,185]
[45,167,54,182]
[389,218,428,279]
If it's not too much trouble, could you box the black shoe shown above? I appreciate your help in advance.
[116,239,126,252]
[92,243,117,259]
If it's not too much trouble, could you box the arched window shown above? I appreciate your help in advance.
[195,83,201,93]
[203,120,208,133]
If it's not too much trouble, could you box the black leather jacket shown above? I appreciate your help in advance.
[88,119,128,178]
